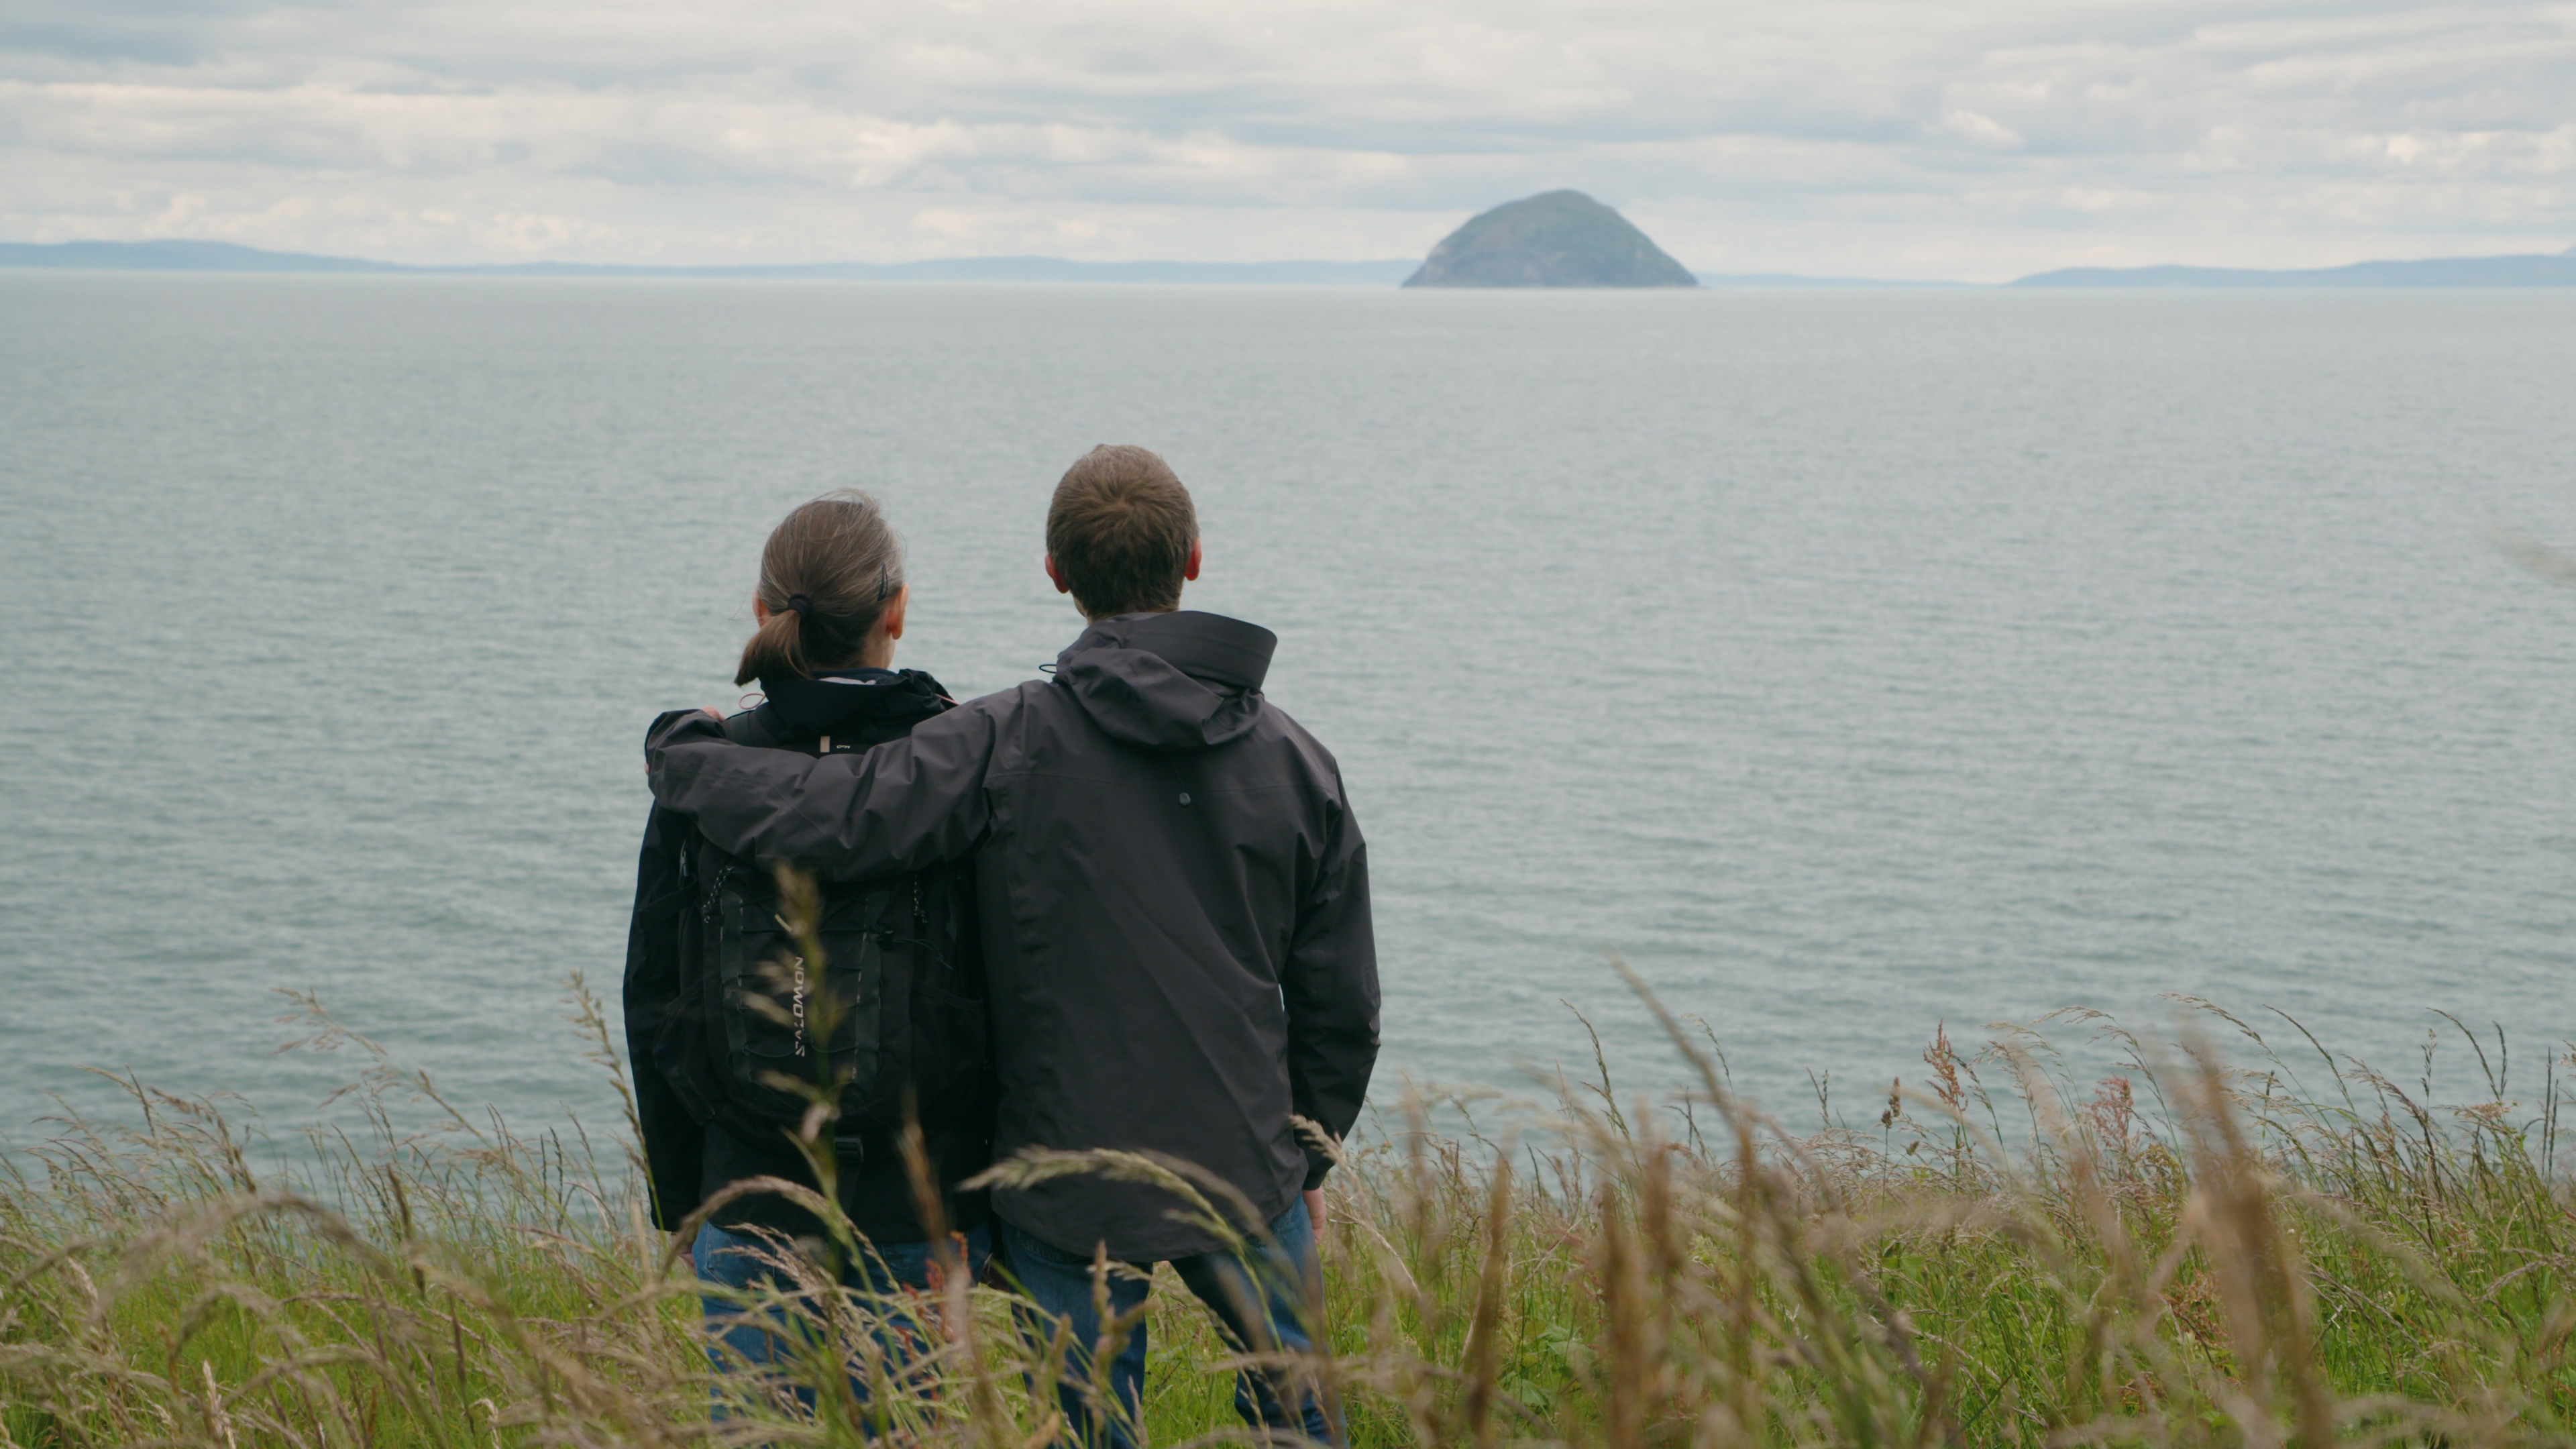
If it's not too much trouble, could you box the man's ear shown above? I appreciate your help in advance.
[1044,554,1073,596]
[1183,538,1202,582]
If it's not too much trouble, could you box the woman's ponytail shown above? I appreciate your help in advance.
[735,491,904,687]
[735,598,810,686]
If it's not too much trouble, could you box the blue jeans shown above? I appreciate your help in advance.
[998,1199,1337,1449]
[694,1219,993,1422]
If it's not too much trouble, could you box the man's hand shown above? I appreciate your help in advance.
[1303,1187,1327,1237]
[645,708,727,773]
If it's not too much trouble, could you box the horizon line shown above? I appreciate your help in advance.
[4,237,2573,288]
[0,237,1959,286]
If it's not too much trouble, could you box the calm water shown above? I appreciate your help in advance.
[4,274,2574,1142]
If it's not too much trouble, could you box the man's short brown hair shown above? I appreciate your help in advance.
[1046,445,1199,618]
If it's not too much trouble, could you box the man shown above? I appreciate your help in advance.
[644,444,1380,1446]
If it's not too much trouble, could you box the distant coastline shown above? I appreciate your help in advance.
[6,236,2574,287]
[0,239,1422,285]
[0,237,1955,287]
[2012,246,2576,288]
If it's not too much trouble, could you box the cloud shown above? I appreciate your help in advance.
[0,0,2569,276]
[1925,109,2027,151]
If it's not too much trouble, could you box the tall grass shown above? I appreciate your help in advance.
[6,970,2576,1447]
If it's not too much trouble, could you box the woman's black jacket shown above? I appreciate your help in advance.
[622,666,994,1242]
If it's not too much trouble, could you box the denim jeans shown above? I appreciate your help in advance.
[694,1219,993,1422]
[998,1198,1337,1449]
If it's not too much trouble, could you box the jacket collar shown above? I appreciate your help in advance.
[1053,612,1277,751]
[1059,610,1277,690]
[758,666,949,738]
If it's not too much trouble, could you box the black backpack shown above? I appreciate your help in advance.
[658,703,989,1160]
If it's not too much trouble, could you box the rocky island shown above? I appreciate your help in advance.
[1404,191,1700,288]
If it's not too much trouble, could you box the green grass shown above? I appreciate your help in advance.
[8,973,2576,1447]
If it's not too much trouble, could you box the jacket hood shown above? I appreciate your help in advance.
[758,666,952,739]
[1055,611,1276,751]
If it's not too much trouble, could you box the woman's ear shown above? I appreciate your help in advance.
[752,597,771,624]
[883,584,908,641]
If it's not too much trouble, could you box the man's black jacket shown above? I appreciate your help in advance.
[645,611,1379,1261]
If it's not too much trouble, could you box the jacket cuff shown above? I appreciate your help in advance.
[1301,1158,1334,1191]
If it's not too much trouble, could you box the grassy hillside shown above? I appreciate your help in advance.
[7,973,2576,1447]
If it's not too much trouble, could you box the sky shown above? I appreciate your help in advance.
[2,0,2571,280]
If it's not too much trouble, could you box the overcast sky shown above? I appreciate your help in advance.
[3,0,2570,278]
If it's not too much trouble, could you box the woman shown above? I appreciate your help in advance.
[622,489,993,1417]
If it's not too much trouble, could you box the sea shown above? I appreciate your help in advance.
[4,273,2573,1150]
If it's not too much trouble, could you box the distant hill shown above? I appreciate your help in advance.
[1404,191,1699,288]
[2012,247,2576,288]
[0,239,1417,285]
[0,239,410,273]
